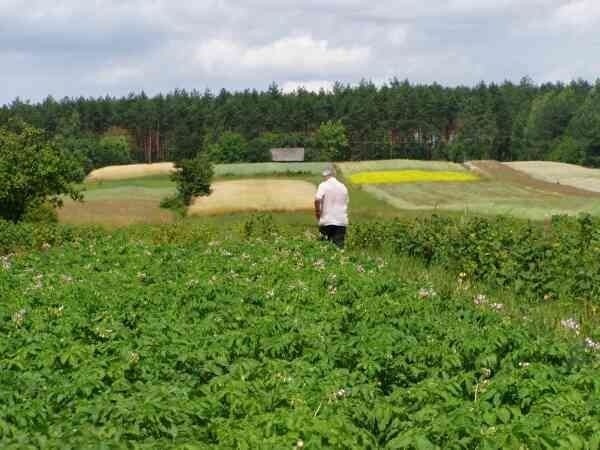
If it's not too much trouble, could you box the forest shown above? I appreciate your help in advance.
[1,78,599,169]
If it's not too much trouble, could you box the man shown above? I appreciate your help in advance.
[314,166,349,248]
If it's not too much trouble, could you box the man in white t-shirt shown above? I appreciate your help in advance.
[314,166,349,248]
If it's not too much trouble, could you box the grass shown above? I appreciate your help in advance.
[82,175,175,191]
[215,162,330,176]
[59,176,177,226]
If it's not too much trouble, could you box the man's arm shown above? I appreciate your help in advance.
[314,184,324,221]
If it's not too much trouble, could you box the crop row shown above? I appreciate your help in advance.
[1,231,600,448]
[4,214,599,303]
[351,214,600,302]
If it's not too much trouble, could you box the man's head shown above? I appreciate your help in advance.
[322,166,336,179]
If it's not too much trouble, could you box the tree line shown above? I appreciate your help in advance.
[1,78,599,168]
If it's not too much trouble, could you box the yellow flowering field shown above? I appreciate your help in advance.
[349,170,479,185]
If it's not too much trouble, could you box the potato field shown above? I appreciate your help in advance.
[1,217,600,449]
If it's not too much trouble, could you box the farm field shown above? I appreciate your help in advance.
[58,176,176,226]
[2,217,600,448]
[506,161,600,193]
[361,181,600,219]
[353,160,600,220]
[86,162,175,182]
[215,162,330,177]
[61,159,600,226]
[337,159,465,175]
[85,162,331,182]
[188,179,316,215]
[67,162,334,225]
[62,162,397,226]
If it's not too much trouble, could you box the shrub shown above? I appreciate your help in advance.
[171,154,214,205]
[22,201,58,224]
[159,194,187,216]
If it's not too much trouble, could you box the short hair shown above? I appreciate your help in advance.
[322,166,336,177]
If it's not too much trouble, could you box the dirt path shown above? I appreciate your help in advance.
[465,160,600,197]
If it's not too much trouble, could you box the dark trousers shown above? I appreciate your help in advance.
[319,225,347,248]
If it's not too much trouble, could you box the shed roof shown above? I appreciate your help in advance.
[270,147,305,162]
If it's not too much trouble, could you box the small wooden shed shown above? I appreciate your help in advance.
[270,147,305,162]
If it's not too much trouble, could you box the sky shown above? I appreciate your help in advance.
[1,0,599,105]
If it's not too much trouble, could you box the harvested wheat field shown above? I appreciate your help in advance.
[188,179,316,216]
[505,161,600,194]
[86,163,175,182]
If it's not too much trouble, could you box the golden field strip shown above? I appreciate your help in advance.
[188,179,316,216]
[86,163,175,181]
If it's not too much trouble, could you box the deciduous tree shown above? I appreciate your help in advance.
[0,121,84,222]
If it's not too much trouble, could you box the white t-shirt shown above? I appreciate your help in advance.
[315,177,349,226]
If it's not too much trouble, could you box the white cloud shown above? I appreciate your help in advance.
[281,80,334,93]
[194,39,244,76]
[94,65,145,85]
[387,26,408,46]
[552,0,600,29]
[194,35,370,76]
[243,36,370,72]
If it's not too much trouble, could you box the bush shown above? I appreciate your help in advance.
[171,154,214,205]
[22,201,58,224]
[159,194,187,216]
